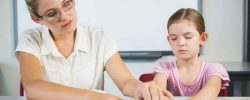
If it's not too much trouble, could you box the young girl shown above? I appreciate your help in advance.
[153,8,230,100]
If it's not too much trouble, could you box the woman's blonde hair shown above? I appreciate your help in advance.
[25,0,40,17]
[167,8,205,35]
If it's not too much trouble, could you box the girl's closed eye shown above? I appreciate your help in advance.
[169,36,177,41]
[185,36,192,39]
[185,34,193,39]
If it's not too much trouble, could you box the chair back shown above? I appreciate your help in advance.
[139,73,228,96]
[20,80,24,96]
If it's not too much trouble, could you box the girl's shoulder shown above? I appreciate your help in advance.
[156,60,176,70]
[201,61,230,86]
[202,61,225,70]
[202,61,228,75]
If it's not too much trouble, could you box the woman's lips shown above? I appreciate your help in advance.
[62,20,72,27]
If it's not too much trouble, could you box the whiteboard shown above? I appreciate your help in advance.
[17,0,199,52]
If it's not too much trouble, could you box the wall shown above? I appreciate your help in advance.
[202,0,244,62]
[0,0,20,96]
[0,0,245,96]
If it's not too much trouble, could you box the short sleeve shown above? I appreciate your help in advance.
[102,31,118,65]
[15,30,41,60]
[153,61,170,79]
[207,63,230,88]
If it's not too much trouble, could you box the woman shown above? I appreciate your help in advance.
[16,0,173,99]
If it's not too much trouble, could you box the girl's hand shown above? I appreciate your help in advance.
[134,81,173,100]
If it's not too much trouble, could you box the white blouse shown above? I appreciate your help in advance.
[16,25,118,90]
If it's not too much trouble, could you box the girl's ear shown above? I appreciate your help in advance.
[166,35,170,42]
[31,16,44,25]
[200,32,208,45]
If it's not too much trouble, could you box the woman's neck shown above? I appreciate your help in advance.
[49,29,76,42]
[49,30,77,58]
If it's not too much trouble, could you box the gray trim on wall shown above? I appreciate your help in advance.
[198,0,202,14]
[244,0,249,62]
[13,0,18,49]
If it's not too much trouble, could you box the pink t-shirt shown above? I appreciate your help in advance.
[153,60,230,96]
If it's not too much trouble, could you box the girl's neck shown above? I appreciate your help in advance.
[176,57,201,70]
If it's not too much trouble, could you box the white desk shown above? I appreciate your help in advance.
[1,96,250,100]
[174,97,250,100]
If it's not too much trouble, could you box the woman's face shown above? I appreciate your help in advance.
[35,0,77,34]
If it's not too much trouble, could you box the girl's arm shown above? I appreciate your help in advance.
[191,76,222,100]
[154,72,173,99]
[153,73,167,90]
[105,53,173,100]
[16,52,119,100]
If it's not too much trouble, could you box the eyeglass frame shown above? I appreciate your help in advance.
[36,0,75,21]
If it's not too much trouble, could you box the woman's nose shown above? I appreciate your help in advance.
[59,10,69,21]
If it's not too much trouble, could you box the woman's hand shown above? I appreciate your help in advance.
[101,94,121,100]
[134,81,173,100]
[87,92,121,100]
[91,90,121,100]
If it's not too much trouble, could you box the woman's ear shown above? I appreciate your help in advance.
[31,16,44,25]
[200,32,208,45]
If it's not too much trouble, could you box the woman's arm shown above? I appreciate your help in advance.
[191,76,222,100]
[105,52,173,100]
[17,52,119,100]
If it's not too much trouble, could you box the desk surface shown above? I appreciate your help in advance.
[220,62,250,81]
[1,96,250,100]
[220,62,250,96]
[221,62,250,74]
[174,97,250,100]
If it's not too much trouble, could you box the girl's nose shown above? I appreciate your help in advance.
[178,38,185,46]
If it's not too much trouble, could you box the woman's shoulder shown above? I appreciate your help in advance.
[79,25,105,35]
[16,27,46,57]
[19,27,46,44]
[21,27,45,40]
[78,25,113,42]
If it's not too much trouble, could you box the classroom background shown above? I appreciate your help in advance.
[0,0,249,97]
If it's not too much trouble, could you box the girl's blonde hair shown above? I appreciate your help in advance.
[167,8,205,35]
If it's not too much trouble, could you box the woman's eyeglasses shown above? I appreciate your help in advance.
[37,0,75,21]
